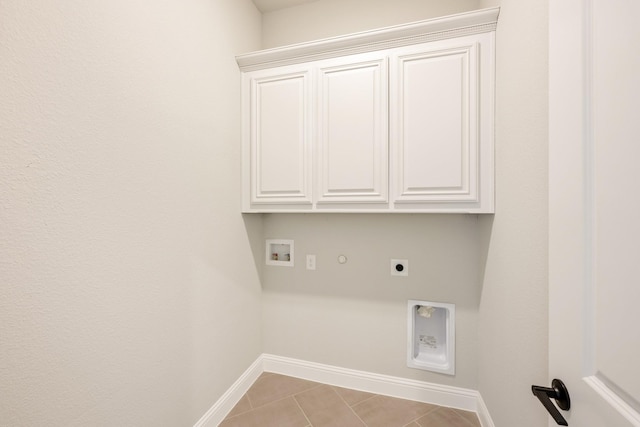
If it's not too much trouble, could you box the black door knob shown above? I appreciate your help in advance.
[532,379,571,425]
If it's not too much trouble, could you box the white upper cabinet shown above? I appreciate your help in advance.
[238,8,498,213]
[316,53,389,208]
[390,34,493,212]
[243,65,313,209]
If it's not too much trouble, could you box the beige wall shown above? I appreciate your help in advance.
[476,0,549,426]
[260,0,481,48]
[258,0,483,390]
[0,0,550,425]
[260,1,550,426]
[0,1,263,425]
[262,214,481,388]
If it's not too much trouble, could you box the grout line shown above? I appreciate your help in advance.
[245,374,323,411]
[230,372,476,427]
[306,382,325,392]
[346,390,379,411]
[223,395,304,423]
[332,385,370,426]
[291,382,331,426]
[452,409,480,427]
[243,372,277,410]
[402,404,441,427]
[245,388,255,410]
[244,389,256,411]
[292,395,313,427]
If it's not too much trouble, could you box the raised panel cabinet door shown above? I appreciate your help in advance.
[316,54,388,206]
[237,9,497,213]
[390,35,493,212]
[245,66,312,210]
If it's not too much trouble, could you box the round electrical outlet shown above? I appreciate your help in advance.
[390,259,408,276]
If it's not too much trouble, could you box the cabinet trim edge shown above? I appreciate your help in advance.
[236,7,500,71]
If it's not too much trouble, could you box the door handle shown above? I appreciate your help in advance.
[532,379,571,426]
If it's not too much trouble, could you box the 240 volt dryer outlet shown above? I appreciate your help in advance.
[391,259,408,276]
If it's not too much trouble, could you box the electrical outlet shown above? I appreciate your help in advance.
[391,259,408,276]
[306,255,316,270]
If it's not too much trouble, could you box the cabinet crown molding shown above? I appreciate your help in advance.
[236,7,499,71]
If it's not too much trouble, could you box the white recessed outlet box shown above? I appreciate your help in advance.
[266,239,294,267]
[391,259,408,276]
[407,300,455,375]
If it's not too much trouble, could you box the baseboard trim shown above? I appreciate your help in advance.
[476,392,496,427]
[263,354,477,412]
[194,353,495,427]
[193,356,263,427]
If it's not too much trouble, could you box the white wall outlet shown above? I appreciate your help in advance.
[306,255,316,270]
[391,259,408,276]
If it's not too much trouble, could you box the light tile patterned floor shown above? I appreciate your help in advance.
[220,373,482,427]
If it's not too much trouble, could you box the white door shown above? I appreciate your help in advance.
[548,0,640,426]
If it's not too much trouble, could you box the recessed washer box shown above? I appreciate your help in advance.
[407,299,455,375]
[266,239,294,267]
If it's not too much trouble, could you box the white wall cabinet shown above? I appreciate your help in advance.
[316,54,389,208]
[238,8,498,213]
[243,65,313,208]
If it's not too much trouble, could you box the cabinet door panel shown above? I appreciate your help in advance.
[392,43,479,204]
[317,56,388,205]
[250,70,312,206]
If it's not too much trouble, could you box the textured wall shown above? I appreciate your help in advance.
[0,1,262,425]
[476,1,549,426]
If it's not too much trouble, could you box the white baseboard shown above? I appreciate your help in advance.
[262,354,477,412]
[194,353,495,427]
[476,392,496,427]
[193,356,263,427]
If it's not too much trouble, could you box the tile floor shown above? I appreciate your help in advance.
[220,373,481,427]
